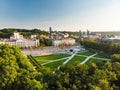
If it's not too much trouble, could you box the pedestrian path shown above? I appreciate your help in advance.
[51,50,111,73]
[57,51,78,70]
[41,57,69,65]
[80,53,98,64]
[75,54,88,57]
[63,51,78,64]
[91,57,111,61]
[75,54,111,61]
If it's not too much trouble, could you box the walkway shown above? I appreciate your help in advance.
[63,51,78,64]
[53,51,110,73]
[75,54,88,57]
[80,53,98,64]
[76,55,111,61]
[92,57,111,61]
[57,51,79,70]
[41,57,69,65]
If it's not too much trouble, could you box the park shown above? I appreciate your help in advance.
[29,46,111,71]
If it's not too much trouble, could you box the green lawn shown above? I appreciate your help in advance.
[86,58,106,65]
[77,51,95,56]
[67,56,86,65]
[44,59,66,71]
[93,53,110,59]
[34,54,70,64]
[36,60,51,64]
[31,51,109,71]
[83,52,110,65]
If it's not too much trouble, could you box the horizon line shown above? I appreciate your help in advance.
[0,27,120,32]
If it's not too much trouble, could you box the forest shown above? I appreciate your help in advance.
[0,40,120,90]
[0,28,48,38]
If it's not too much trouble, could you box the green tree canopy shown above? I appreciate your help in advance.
[0,44,43,90]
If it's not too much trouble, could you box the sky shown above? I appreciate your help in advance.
[0,0,120,31]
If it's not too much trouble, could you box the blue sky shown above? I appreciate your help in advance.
[0,0,120,31]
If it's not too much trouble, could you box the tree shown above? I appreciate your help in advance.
[83,40,120,54]
[0,44,43,90]
[111,54,120,62]
[47,64,89,90]
[111,62,120,88]
[44,38,51,46]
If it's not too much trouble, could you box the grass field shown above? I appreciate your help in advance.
[67,56,86,65]
[86,52,110,65]
[77,51,95,56]
[86,58,106,65]
[93,53,110,59]
[32,50,110,71]
[44,59,66,71]
[34,54,70,64]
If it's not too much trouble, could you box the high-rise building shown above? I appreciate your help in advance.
[49,27,52,39]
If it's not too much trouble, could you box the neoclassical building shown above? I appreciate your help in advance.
[0,33,39,47]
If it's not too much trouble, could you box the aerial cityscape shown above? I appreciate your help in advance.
[0,0,120,90]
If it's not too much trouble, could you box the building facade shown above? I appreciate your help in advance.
[52,39,75,46]
[0,33,39,47]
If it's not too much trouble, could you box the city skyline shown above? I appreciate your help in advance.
[0,0,120,31]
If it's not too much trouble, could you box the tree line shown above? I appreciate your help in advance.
[0,28,48,38]
[82,40,120,54]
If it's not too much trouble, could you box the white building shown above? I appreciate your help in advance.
[52,39,75,46]
[108,37,120,42]
[0,33,39,47]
